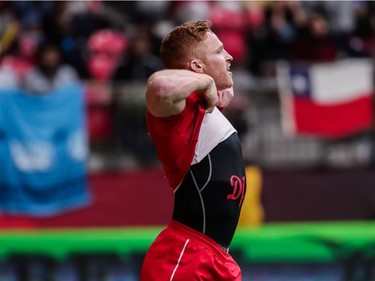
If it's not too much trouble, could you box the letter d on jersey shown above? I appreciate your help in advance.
[227,175,246,205]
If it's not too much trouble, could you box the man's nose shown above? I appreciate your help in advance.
[225,50,233,62]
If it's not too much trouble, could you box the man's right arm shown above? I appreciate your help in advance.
[146,69,218,117]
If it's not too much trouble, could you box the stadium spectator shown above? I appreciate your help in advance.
[22,41,78,94]
[42,2,90,79]
[112,30,162,82]
[0,32,38,82]
[0,2,20,57]
[291,8,338,62]
[208,1,264,66]
[345,1,375,59]
[247,1,307,76]
[112,27,163,166]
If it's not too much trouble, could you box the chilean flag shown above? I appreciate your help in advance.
[277,59,374,139]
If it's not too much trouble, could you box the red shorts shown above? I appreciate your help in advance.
[140,220,242,281]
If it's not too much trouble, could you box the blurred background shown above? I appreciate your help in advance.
[1,0,375,280]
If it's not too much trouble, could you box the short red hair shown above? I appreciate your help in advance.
[160,20,212,69]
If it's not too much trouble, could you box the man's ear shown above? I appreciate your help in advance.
[189,59,204,73]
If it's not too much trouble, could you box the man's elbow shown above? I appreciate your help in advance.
[147,74,172,102]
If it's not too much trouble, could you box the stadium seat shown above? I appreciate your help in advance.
[87,29,127,81]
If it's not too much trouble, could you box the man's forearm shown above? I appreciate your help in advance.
[146,69,218,117]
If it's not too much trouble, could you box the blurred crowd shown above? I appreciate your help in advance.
[1,1,375,86]
[1,0,375,168]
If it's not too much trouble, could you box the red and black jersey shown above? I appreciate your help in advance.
[146,91,246,248]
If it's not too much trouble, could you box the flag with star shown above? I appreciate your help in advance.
[277,59,374,139]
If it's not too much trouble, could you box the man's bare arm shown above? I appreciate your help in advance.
[146,69,218,117]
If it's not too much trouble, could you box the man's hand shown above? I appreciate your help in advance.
[217,87,234,109]
[202,82,218,113]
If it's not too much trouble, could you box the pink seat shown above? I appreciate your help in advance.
[88,29,127,55]
[87,29,128,81]
[87,53,117,81]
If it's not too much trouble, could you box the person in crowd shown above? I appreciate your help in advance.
[22,41,78,94]
[291,9,338,62]
[0,1,20,57]
[112,30,162,82]
[141,20,245,281]
[247,1,307,75]
[112,28,163,166]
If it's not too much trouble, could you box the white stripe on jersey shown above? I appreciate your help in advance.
[192,107,236,165]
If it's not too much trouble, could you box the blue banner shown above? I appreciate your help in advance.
[0,83,91,216]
